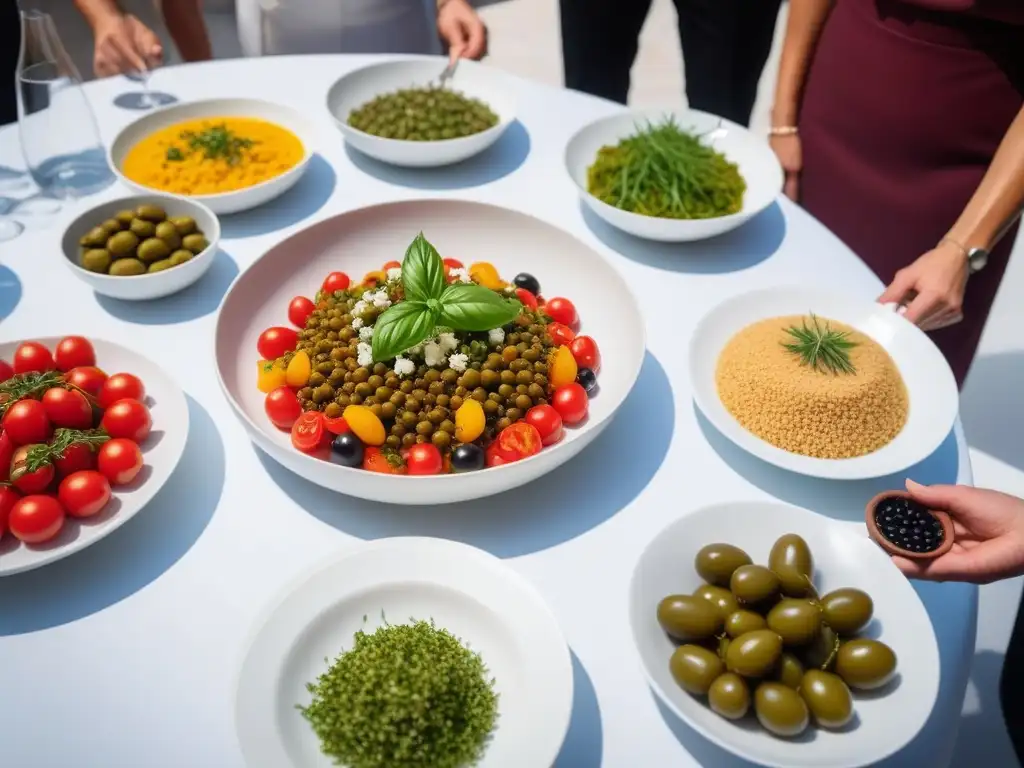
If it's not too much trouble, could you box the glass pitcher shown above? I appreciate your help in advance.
[16,9,114,200]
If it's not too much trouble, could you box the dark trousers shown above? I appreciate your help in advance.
[1002,597,1024,765]
[559,0,783,127]
[1,0,18,126]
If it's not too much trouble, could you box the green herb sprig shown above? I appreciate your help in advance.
[15,428,110,475]
[782,314,859,375]
[165,123,255,165]
[0,371,95,418]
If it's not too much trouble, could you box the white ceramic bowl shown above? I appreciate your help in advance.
[631,500,939,768]
[689,286,959,480]
[565,108,783,242]
[108,98,315,214]
[215,199,645,505]
[0,337,189,576]
[61,193,220,301]
[235,537,574,768]
[326,57,517,167]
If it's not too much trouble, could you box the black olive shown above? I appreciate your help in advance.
[513,272,540,296]
[451,444,485,473]
[330,433,364,467]
[577,367,598,394]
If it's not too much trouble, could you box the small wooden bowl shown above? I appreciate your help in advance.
[865,490,955,560]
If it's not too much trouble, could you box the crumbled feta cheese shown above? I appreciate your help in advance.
[449,267,472,284]
[352,300,369,317]
[386,267,402,282]
[358,325,374,343]
[356,342,373,367]
[369,289,391,309]
[351,316,364,330]
[448,352,469,372]
[488,328,505,346]
[437,332,458,354]
[423,341,445,368]
[394,357,415,377]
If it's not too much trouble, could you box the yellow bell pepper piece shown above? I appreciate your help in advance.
[469,262,505,291]
[549,346,578,389]
[286,350,312,388]
[257,360,287,393]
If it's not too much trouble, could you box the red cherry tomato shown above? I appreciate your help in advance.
[406,443,443,475]
[54,441,97,478]
[515,288,538,311]
[98,373,145,409]
[552,383,589,425]
[256,327,299,361]
[66,366,108,397]
[0,359,14,383]
[2,399,52,445]
[382,260,401,271]
[101,399,152,443]
[443,258,464,270]
[97,438,144,486]
[0,431,13,482]
[9,495,65,544]
[322,272,351,294]
[53,336,96,372]
[265,387,302,429]
[58,470,111,519]
[547,322,576,347]
[10,445,55,495]
[363,446,403,474]
[291,411,326,453]
[525,404,564,446]
[544,297,578,329]
[569,336,601,372]
[0,485,20,537]
[493,422,543,464]
[41,387,93,429]
[485,440,509,468]
[288,296,316,329]
[323,415,350,435]
[13,341,55,374]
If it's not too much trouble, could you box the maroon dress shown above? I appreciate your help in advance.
[798,0,1024,387]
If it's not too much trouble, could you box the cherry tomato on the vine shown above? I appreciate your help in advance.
[42,387,93,429]
[2,399,52,445]
[569,336,601,372]
[0,359,13,383]
[493,422,543,464]
[256,327,299,361]
[265,387,302,429]
[66,366,108,397]
[544,297,578,329]
[10,445,55,495]
[547,322,576,347]
[515,288,538,311]
[288,296,316,329]
[406,443,443,475]
[322,271,351,294]
[291,411,326,453]
[0,485,19,537]
[58,470,111,519]
[8,495,64,544]
[13,341,55,374]
[551,383,589,425]
[101,399,152,443]
[525,404,564,446]
[54,336,96,371]
[98,373,145,409]
[0,431,13,483]
[54,441,97,478]
[97,438,144,486]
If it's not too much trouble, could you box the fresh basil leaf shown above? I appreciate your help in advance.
[401,233,446,302]
[438,284,523,331]
[371,301,439,362]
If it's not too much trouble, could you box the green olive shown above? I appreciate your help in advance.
[80,248,112,273]
[182,233,209,254]
[708,673,750,720]
[693,584,739,620]
[168,249,194,267]
[137,237,171,264]
[113,209,136,225]
[657,595,722,642]
[669,644,724,696]
[773,652,805,689]
[106,230,140,257]
[135,204,167,222]
[170,215,197,235]
[129,218,156,239]
[725,629,782,678]
[694,543,752,587]
[80,226,109,248]
[724,609,766,638]
[754,682,809,738]
[800,670,854,729]
[835,638,897,690]
[148,258,174,273]
[769,534,815,596]
[802,625,840,671]
[109,258,147,276]
[821,588,874,635]
[154,220,182,250]
[767,599,823,646]
[101,218,123,234]
[774,565,816,598]
[730,564,780,605]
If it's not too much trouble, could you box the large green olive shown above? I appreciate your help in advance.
[821,588,874,635]
[724,609,766,638]
[182,233,209,254]
[693,584,739,620]
[114,209,136,225]
[148,258,174,273]
[80,248,112,273]
[137,237,171,264]
[109,258,147,276]
[774,566,816,598]
[730,565,780,605]
[725,629,782,678]
[168,249,194,267]
[835,638,897,690]
[708,673,750,720]
[773,652,805,689]
[754,682,809,738]
[767,599,823,646]
[657,595,722,642]
[669,644,724,696]
[802,625,840,671]
[129,218,156,239]
[170,215,197,236]
[154,220,181,249]
[80,226,109,248]
[769,533,813,577]
[800,670,854,729]
[101,217,123,235]
[135,204,167,222]
[107,230,140,257]
[694,543,751,587]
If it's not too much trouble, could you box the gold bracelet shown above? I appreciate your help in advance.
[768,126,799,137]
[938,236,968,258]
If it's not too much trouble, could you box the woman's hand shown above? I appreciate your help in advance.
[890,480,1024,584]
[437,0,488,63]
[769,133,802,201]
[877,240,968,331]
[93,13,162,77]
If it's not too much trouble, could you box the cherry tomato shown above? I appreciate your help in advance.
[547,322,576,347]
[382,260,401,271]
[525,404,564,446]
[98,372,145,409]
[54,441,97,478]
[485,440,509,468]
[41,387,93,429]
[493,422,543,464]
[101,399,152,443]
[58,470,111,519]
[0,485,19,537]
[288,296,316,329]
[265,386,302,429]
[544,297,578,329]
[256,327,299,361]
[322,271,351,294]
[0,360,13,383]
[569,336,601,372]
[323,415,350,435]
[443,258,464,270]
[97,438,144,486]
[406,443,443,475]
[13,341,55,374]
[53,336,96,371]
[291,411,326,453]
[0,431,13,482]
[552,383,589,425]
[515,288,538,311]
[9,495,65,544]
[66,366,108,397]
[2,399,52,445]
[10,445,55,494]
[362,446,403,474]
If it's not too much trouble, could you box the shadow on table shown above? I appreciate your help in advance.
[0,396,223,636]
[95,248,239,325]
[258,350,673,557]
[343,120,530,191]
[555,651,603,768]
[695,406,959,523]
[961,351,1024,473]
[655,696,751,768]
[0,263,21,320]
[579,201,785,275]
[951,650,1021,768]
[218,154,337,239]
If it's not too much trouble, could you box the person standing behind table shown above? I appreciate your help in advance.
[769,0,1024,388]
[558,0,783,126]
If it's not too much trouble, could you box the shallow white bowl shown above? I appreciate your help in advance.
[235,537,573,768]
[565,108,783,242]
[0,337,189,576]
[631,500,939,768]
[215,199,645,506]
[326,56,517,167]
[688,286,959,480]
[60,193,221,301]
[108,98,315,214]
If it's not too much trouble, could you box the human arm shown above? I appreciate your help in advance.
[161,0,213,63]
[73,0,162,76]
[437,0,487,63]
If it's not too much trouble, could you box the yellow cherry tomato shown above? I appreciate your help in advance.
[343,405,386,446]
[362,270,387,287]
[469,262,505,290]
[455,399,486,443]
[549,346,578,389]
[285,350,311,388]
[257,359,287,393]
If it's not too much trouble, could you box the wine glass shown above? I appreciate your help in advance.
[115,66,178,111]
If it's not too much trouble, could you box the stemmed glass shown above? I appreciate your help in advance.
[116,66,178,111]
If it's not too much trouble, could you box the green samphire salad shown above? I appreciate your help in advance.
[347,86,499,141]
[586,117,747,220]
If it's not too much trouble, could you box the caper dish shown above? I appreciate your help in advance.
[658,533,897,739]
[347,86,499,141]
[78,203,208,277]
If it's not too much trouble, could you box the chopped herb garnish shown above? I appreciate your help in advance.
[165,123,256,166]
[782,313,859,375]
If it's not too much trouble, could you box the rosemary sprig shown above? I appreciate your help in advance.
[782,314,859,375]
[0,371,66,416]
[19,428,110,474]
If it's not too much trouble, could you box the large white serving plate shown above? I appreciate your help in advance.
[0,338,189,576]
[565,108,783,242]
[326,57,517,167]
[214,199,645,505]
[688,286,959,480]
[108,98,315,214]
[631,500,939,768]
[235,537,574,768]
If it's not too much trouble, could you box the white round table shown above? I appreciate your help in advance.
[0,56,977,768]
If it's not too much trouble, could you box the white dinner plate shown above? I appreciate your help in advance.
[235,537,574,768]
[0,337,189,576]
[688,286,959,480]
[631,500,939,768]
